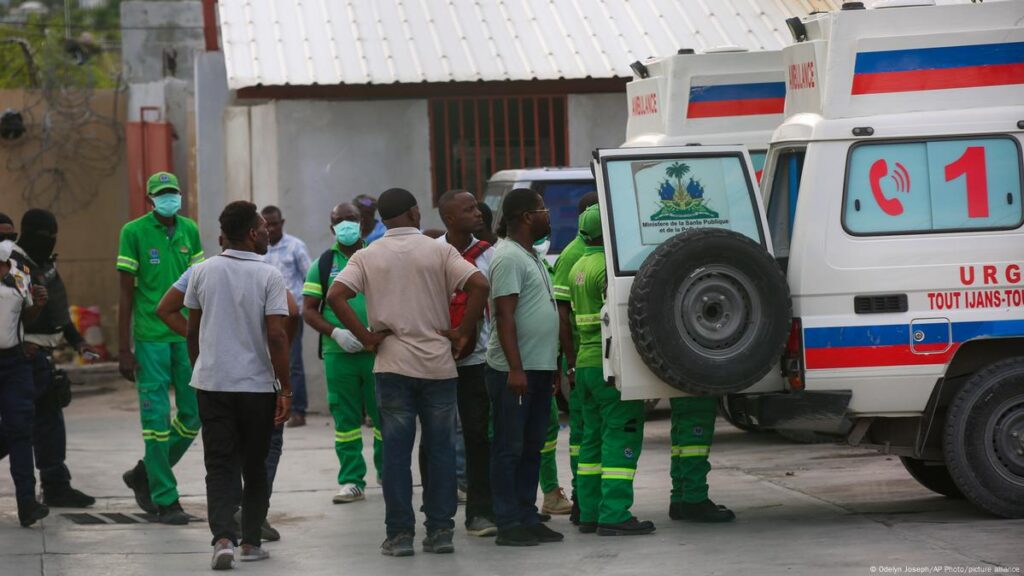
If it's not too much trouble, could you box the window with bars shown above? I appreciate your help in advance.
[428,96,569,202]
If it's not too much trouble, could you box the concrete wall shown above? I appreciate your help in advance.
[198,92,624,412]
[0,89,128,352]
[123,1,205,214]
[121,1,205,86]
[194,51,229,252]
[272,98,436,239]
[567,93,629,165]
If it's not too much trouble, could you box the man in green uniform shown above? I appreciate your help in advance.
[550,192,598,523]
[571,205,655,536]
[117,172,204,524]
[668,398,735,521]
[536,238,572,516]
[302,202,382,504]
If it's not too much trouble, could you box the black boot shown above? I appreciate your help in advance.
[122,460,157,514]
[157,500,190,525]
[569,492,580,526]
[18,499,50,527]
[597,516,656,536]
[669,499,736,523]
[43,485,96,508]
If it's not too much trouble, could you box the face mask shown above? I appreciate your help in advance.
[152,193,182,217]
[333,221,362,247]
[533,236,550,259]
[0,240,13,262]
[18,231,56,265]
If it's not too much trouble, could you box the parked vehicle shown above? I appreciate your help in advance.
[482,167,596,261]
[599,0,1024,518]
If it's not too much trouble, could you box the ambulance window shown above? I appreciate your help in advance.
[603,153,763,275]
[766,149,805,270]
[844,137,1023,235]
[750,151,767,183]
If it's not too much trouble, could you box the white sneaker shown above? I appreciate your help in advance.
[333,483,365,504]
[211,538,235,570]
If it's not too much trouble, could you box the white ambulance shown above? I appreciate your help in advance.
[594,47,792,401]
[599,0,1024,519]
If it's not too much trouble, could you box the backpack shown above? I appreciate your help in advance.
[449,240,491,329]
[316,248,335,359]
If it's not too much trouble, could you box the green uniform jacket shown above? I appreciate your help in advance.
[302,244,370,355]
[116,212,204,342]
[568,246,606,369]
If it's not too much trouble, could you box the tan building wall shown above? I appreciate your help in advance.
[0,89,129,352]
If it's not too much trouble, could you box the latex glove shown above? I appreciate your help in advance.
[331,328,364,353]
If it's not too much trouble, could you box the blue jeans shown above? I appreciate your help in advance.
[266,423,284,499]
[485,367,554,529]
[290,321,308,415]
[0,353,37,504]
[375,373,457,538]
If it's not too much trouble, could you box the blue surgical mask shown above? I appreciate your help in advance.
[152,193,182,217]
[333,221,361,247]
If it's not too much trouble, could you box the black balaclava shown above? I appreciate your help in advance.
[19,208,58,265]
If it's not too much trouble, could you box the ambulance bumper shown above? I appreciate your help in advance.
[728,391,853,435]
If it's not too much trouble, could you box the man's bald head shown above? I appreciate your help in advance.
[331,202,360,227]
[438,189,474,219]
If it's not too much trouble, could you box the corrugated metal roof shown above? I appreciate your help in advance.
[218,0,840,90]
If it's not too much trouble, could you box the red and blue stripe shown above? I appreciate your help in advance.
[851,41,1024,95]
[804,319,1024,369]
[686,82,785,119]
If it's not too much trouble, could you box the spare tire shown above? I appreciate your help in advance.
[628,228,791,395]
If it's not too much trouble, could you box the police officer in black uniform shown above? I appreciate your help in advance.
[0,212,49,526]
[0,209,96,508]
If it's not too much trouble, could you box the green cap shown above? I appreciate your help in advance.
[578,204,602,241]
[146,171,180,196]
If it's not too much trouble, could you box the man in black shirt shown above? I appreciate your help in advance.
[0,209,97,507]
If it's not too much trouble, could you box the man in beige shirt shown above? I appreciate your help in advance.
[326,187,489,558]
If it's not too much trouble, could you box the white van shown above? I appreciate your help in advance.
[739,0,1024,518]
[482,167,596,260]
[596,47,792,403]
[603,0,1024,518]
[598,47,790,397]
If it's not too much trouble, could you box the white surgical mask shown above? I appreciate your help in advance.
[0,240,13,262]
[533,236,550,259]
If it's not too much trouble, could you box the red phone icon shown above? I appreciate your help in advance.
[869,159,904,216]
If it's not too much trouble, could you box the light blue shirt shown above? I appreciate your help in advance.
[363,221,387,245]
[264,233,310,301]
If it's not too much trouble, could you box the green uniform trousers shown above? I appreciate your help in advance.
[669,396,717,503]
[577,366,645,525]
[568,381,583,492]
[134,340,199,507]
[325,352,382,488]
[539,397,561,493]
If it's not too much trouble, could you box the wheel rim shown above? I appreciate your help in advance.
[672,264,761,359]
[985,392,1024,485]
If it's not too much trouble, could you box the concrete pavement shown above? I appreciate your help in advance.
[1,379,1021,576]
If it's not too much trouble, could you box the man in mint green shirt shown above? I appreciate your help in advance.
[485,188,561,546]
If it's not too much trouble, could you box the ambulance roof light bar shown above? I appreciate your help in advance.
[786,17,808,42]
[629,60,650,79]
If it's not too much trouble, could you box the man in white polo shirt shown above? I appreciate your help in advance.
[184,201,291,570]
[326,188,489,558]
